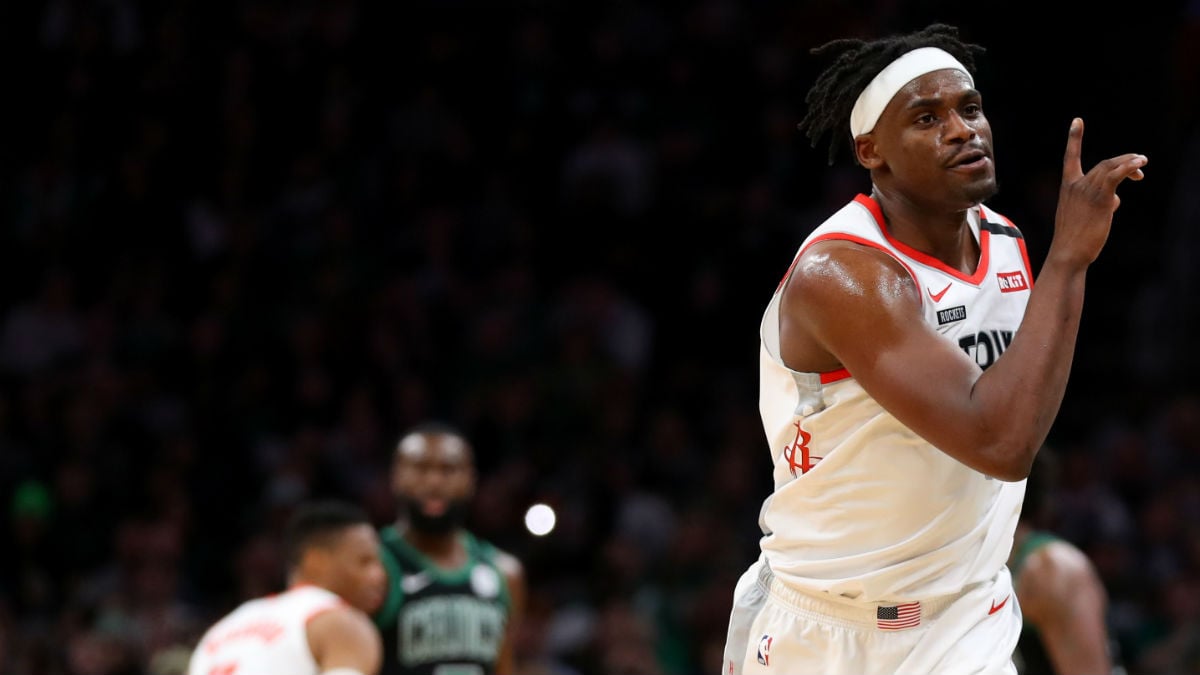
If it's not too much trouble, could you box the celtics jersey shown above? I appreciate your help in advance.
[374,526,511,675]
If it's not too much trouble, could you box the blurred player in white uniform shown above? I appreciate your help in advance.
[722,22,1148,675]
[188,500,386,675]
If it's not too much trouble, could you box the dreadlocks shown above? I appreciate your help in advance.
[798,23,986,166]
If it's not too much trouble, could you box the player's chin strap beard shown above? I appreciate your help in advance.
[402,496,470,535]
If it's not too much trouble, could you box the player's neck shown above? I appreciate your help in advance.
[287,574,327,595]
[400,524,466,566]
[871,189,980,273]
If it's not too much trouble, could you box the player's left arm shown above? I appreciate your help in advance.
[1018,541,1113,675]
[494,549,527,675]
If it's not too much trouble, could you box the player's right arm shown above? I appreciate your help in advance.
[780,120,1146,481]
[494,549,528,675]
[308,606,383,675]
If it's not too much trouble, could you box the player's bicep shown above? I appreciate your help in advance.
[788,245,988,455]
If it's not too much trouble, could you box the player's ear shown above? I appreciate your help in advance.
[302,545,333,579]
[855,134,884,169]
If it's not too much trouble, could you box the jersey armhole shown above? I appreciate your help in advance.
[473,535,515,615]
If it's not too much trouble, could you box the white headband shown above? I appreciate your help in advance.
[849,47,973,137]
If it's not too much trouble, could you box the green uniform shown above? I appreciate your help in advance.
[374,526,512,675]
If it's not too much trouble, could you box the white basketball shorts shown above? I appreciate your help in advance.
[722,558,1021,675]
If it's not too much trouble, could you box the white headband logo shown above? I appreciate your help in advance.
[849,47,973,137]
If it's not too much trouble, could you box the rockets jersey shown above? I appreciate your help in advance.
[373,526,512,675]
[757,193,1031,603]
[187,585,347,675]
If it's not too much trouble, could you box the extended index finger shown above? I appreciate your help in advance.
[1062,117,1083,180]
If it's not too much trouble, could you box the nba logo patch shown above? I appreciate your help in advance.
[757,634,773,666]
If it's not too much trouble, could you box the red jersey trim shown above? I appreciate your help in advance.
[798,231,926,311]
[820,368,851,384]
[982,205,1034,288]
[853,193,992,286]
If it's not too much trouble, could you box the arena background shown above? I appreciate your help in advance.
[2,1,1199,673]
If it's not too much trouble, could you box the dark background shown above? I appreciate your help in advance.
[2,1,1199,674]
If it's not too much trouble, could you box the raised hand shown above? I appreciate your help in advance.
[1051,118,1147,269]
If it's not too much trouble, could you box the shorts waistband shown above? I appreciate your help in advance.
[755,562,970,631]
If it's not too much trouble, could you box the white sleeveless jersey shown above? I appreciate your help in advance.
[758,193,1030,603]
[188,585,346,675]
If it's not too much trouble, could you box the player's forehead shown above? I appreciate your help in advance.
[893,69,976,108]
[396,431,471,465]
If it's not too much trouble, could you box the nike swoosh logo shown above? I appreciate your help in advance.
[401,572,434,594]
[928,283,952,302]
[988,594,1010,615]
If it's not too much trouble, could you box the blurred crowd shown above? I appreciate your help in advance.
[2,1,1200,674]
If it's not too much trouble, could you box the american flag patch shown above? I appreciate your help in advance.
[876,601,921,630]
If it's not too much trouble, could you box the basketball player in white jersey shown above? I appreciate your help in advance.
[188,500,386,675]
[722,23,1148,675]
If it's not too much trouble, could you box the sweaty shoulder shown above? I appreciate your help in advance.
[790,238,917,303]
[780,238,921,373]
[786,237,922,329]
[786,194,922,311]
